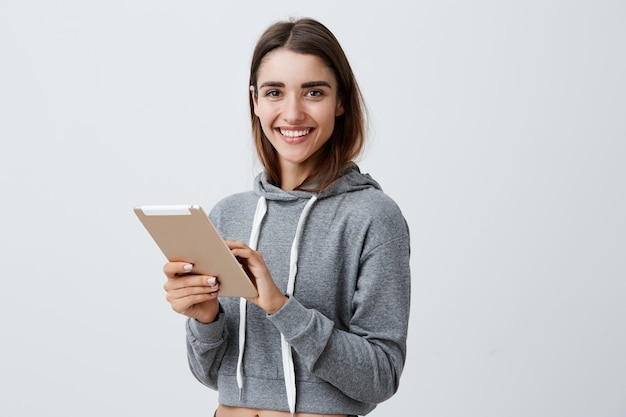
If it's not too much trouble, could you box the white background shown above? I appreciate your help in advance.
[1,1,625,416]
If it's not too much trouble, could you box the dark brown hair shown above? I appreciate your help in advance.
[249,18,367,191]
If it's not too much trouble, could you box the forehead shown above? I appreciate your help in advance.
[256,48,337,86]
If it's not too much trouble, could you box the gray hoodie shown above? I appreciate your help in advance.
[186,164,411,416]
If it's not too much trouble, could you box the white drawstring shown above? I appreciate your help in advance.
[282,195,318,416]
[237,196,267,400]
[236,194,317,417]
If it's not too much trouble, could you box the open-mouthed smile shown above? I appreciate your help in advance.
[278,128,312,138]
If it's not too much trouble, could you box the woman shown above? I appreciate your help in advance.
[163,18,411,417]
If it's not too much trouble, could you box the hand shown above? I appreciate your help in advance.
[163,262,220,323]
[226,240,288,314]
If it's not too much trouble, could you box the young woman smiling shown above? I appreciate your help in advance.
[251,49,345,191]
[163,18,411,417]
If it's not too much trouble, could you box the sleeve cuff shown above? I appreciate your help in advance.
[186,306,226,345]
[266,296,313,340]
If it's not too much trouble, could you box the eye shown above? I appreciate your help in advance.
[265,89,281,98]
[306,89,324,97]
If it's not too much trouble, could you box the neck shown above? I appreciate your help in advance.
[279,162,313,191]
[280,172,308,191]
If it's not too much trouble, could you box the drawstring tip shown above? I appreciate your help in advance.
[239,388,242,401]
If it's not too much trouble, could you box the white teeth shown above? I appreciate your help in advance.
[280,129,310,138]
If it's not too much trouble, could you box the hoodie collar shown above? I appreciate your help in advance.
[253,163,382,201]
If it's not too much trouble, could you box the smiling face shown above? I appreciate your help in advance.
[251,48,344,190]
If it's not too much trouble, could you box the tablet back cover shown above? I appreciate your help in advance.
[134,205,257,298]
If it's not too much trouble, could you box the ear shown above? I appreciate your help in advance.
[335,99,345,117]
[250,85,259,116]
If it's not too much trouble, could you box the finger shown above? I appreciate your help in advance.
[228,245,258,261]
[163,262,194,278]
[225,240,252,250]
[164,274,219,292]
[168,293,218,315]
[229,247,248,259]
[166,284,219,302]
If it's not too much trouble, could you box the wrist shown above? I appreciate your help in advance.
[195,303,220,324]
[266,294,288,315]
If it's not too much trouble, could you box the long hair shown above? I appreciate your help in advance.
[249,18,367,191]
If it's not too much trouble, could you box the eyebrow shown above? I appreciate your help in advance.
[258,81,333,89]
[302,81,332,89]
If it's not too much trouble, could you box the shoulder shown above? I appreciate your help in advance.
[321,187,410,246]
[322,166,408,232]
[208,191,258,232]
[347,187,407,228]
[211,191,258,213]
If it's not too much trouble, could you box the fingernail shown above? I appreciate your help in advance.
[207,277,216,285]
[183,264,193,272]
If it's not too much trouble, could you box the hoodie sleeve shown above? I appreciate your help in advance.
[185,306,229,390]
[267,229,411,404]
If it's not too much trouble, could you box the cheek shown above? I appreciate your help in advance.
[257,112,276,138]
[259,113,274,131]
[320,110,338,131]
[255,103,275,124]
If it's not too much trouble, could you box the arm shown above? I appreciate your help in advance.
[162,261,226,390]
[268,234,411,403]
[186,309,229,390]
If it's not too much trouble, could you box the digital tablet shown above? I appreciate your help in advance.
[134,205,258,298]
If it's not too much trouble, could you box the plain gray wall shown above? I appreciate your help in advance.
[1,1,624,416]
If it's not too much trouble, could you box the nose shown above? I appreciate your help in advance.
[282,94,306,124]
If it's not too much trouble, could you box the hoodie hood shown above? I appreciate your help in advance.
[253,163,382,201]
